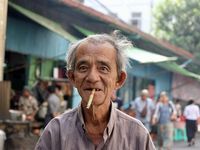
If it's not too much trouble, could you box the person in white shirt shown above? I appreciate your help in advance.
[183,99,200,146]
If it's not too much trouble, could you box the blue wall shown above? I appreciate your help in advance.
[129,62,172,95]
[119,61,172,105]
[6,17,70,60]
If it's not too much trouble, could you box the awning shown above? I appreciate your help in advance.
[9,2,77,42]
[126,47,177,63]
[157,61,200,80]
[126,47,200,81]
[73,25,95,36]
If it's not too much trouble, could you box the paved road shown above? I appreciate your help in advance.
[172,136,200,150]
[154,133,200,150]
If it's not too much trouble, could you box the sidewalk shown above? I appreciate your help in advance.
[172,133,200,150]
[154,133,200,150]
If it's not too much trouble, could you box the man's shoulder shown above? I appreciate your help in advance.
[190,104,199,110]
[48,94,60,101]
[30,96,38,102]
[115,109,149,136]
[133,97,141,105]
[134,97,141,102]
[116,109,146,128]
[58,108,78,121]
[48,107,78,127]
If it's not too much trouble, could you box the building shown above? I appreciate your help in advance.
[4,0,200,107]
[84,0,163,33]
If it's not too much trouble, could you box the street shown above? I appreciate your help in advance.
[159,133,200,150]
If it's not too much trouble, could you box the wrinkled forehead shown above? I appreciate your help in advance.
[73,41,118,70]
[79,38,114,48]
[76,40,116,55]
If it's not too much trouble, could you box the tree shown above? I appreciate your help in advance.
[153,0,200,73]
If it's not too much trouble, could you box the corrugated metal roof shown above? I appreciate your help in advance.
[9,2,77,42]
[59,0,193,59]
[127,47,177,63]
[73,25,95,36]
[127,48,200,80]
[157,62,200,80]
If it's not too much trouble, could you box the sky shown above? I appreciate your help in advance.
[84,0,164,33]
[84,0,163,23]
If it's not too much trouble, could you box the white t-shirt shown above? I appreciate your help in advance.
[184,104,200,120]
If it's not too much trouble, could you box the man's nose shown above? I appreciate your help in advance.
[86,67,100,83]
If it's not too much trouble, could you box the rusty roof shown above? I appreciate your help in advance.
[11,0,193,59]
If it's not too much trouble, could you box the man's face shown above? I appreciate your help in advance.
[160,95,168,103]
[68,41,126,108]
[141,94,147,101]
[23,90,30,98]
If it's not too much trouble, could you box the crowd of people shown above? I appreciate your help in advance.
[130,89,200,149]
[9,81,72,131]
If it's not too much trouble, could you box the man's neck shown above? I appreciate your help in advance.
[83,103,111,125]
[82,102,111,144]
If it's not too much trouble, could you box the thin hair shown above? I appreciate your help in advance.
[66,31,132,76]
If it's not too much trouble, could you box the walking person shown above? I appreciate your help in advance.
[44,85,61,127]
[132,89,155,131]
[183,99,200,146]
[152,91,177,150]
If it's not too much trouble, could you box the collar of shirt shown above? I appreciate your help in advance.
[77,102,116,143]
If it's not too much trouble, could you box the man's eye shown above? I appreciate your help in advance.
[78,65,88,72]
[99,66,109,73]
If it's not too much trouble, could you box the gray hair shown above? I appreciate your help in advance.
[141,89,149,96]
[66,31,132,76]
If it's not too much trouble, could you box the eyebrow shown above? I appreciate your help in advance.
[97,60,111,68]
[75,59,111,68]
[75,60,88,68]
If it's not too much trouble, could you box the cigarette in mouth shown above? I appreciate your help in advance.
[86,89,95,109]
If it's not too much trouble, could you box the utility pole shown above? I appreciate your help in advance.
[0,0,8,81]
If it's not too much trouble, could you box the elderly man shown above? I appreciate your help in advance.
[132,89,155,131]
[35,32,155,150]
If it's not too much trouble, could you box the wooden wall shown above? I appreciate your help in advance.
[0,81,11,120]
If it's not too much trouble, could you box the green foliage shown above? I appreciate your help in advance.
[153,0,200,73]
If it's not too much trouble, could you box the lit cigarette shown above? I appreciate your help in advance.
[86,89,95,109]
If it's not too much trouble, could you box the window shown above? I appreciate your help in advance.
[130,12,142,29]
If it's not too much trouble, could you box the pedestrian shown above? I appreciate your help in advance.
[175,99,182,118]
[55,84,67,113]
[111,91,123,110]
[35,32,155,149]
[32,80,49,106]
[19,86,38,121]
[183,99,200,146]
[44,85,61,127]
[152,91,177,150]
[131,89,155,131]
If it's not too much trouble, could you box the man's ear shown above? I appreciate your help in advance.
[115,71,127,89]
[67,70,76,86]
